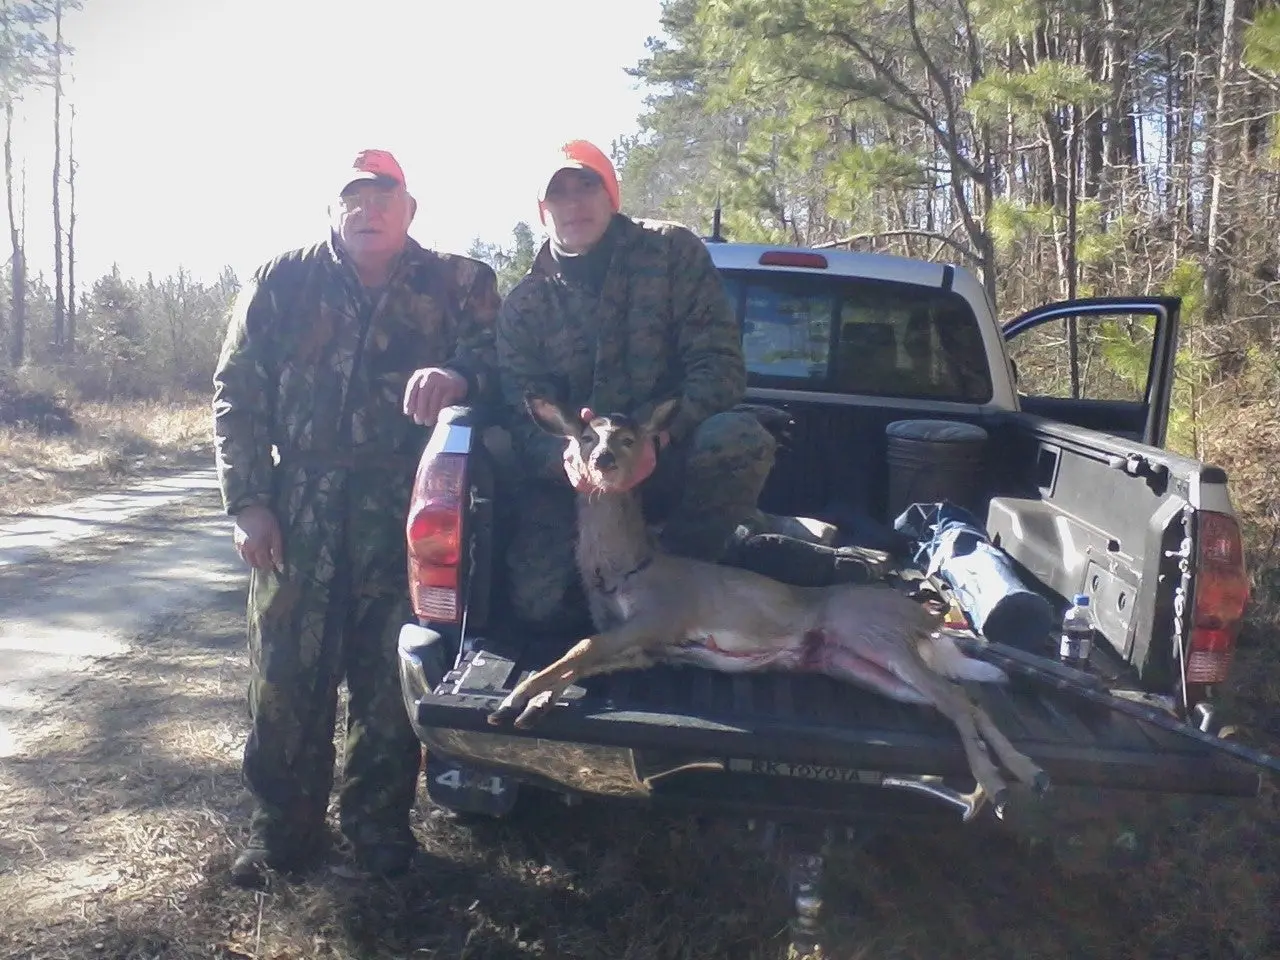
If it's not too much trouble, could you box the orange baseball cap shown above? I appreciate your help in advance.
[537,139,621,221]
[336,149,406,194]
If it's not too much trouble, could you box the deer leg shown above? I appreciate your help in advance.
[821,617,1042,815]
[919,680,1013,812]
[488,617,662,729]
[913,650,1049,798]
[968,701,1051,796]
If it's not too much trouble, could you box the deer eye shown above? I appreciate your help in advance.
[579,432,596,447]
[620,437,634,448]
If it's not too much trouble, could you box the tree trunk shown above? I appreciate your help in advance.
[1182,0,1208,241]
[51,0,65,351]
[1066,110,1081,398]
[4,101,24,368]
[67,103,77,351]
[1004,40,1017,198]
[1105,0,1139,186]
[1082,1,1105,201]
[1163,41,1176,227]
[1204,0,1242,336]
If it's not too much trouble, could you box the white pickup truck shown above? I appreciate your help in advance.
[396,238,1264,946]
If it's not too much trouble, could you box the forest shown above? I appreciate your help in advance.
[607,0,1280,604]
[4,0,1278,580]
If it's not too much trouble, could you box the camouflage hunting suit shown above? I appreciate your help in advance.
[212,235,500,853]
[496,214,776,626]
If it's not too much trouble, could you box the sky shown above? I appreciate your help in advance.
[8,0,665,287]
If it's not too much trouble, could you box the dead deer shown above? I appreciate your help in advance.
[487,395,1050,814]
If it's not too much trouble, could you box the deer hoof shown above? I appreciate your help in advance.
[991,787,1010,820]
[487,693,525,726]
[1031,770,1051,796]
[513,691,556,729]
[960,786,987,822]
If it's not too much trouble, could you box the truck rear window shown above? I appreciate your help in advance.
[719,270,994,403]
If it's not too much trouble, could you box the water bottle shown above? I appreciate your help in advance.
[1059,594,1095,670]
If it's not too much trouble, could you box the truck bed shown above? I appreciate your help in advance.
[403,626,1261,822]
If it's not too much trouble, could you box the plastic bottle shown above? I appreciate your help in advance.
[1059,593,1095,670]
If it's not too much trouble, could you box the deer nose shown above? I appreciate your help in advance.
[595,451,617,471]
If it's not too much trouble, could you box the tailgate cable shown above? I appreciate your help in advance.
[907,571,1279,780]
[948,632,1280,779]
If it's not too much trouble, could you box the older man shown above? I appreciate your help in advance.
[212,149,501,887]
[495,139,778,628]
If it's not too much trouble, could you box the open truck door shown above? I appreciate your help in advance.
[1002,297,1180,449]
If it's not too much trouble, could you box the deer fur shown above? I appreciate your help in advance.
[487,395,1050,812]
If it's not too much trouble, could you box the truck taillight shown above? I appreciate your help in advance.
[407,452,466,623]
[1185,511,1250,687]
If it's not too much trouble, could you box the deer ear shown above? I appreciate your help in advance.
[525,395,579,437]
[643,397,681,436]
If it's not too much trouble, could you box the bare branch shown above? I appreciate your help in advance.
[813,227,978,264]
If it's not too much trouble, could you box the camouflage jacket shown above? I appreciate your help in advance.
[212,235,501,516]
[495,214,745,482]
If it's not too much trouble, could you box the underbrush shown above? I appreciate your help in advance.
[0,366,213,513]
[1012,363,1280,957]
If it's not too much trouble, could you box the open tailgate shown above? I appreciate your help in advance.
[407,631,1261,800]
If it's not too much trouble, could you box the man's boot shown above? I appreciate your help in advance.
[229,812,325,889]
[722,527,894,588]
[344,820,420,879]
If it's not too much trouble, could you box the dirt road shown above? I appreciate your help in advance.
[0,470,235,758]
[0,477,1275,960]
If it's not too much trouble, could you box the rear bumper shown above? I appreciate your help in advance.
[398,624,1262,822]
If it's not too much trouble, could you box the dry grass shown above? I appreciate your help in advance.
[0,395,213,514]
[0,578,1276,960]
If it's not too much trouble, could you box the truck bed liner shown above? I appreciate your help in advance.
[413,631,1260,798]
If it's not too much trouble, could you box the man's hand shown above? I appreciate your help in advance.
[403,367,469,426]
[562,442,597,493]
[233,504,283,571]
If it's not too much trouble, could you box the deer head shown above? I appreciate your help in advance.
[525,394,680,492]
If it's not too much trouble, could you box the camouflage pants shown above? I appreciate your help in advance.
[241,474,422,853]
[505,410,777,626]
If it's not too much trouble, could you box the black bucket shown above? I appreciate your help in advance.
[884,419,989,524]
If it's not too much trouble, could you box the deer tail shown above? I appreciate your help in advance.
[921,631,1009,684]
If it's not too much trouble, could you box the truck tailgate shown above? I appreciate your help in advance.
[410,632,1261,799]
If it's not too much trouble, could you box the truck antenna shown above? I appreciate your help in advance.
[710,190,725,243]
